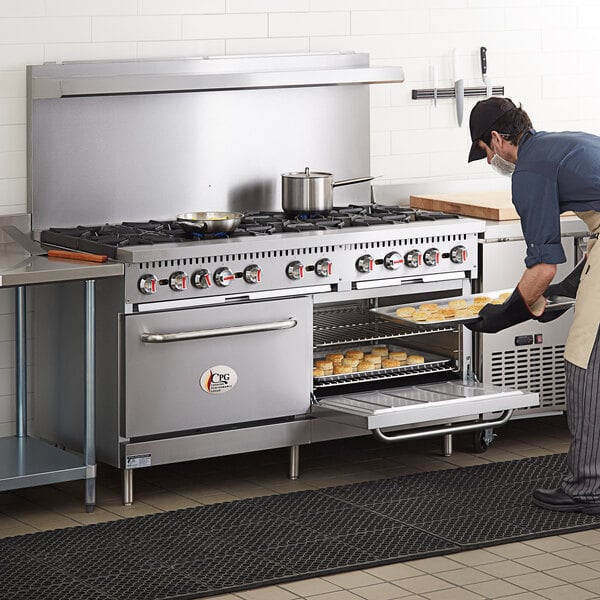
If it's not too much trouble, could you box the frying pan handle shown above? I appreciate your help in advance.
[332,176,377,188]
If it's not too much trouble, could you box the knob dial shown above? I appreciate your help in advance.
[213,267,235,287]
[315,258,333,278]
[191,269,212,289]
[138,274,158,295]
[243,264,262,284]
[450,245,468,264]
[423,248,440,267]
[356,254,374,273]
[169,271,188,292]
[384,252,403,270]
[286,261,304,280]
[404,250,421,268]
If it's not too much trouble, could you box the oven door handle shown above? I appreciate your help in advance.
[140,318,297,343]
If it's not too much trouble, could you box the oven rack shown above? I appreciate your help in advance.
[313,306,456,349]
[312,359,455,390]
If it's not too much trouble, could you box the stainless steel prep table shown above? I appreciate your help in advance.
[0,236,123,512]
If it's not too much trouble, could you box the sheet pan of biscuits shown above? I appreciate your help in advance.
[313,344,450,380]
[371,289,514,326]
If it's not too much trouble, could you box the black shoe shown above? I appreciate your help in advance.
[532,488,600,514]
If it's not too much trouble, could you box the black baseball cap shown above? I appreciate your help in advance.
[468,97,517,162]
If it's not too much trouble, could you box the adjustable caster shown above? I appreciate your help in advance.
[473,428,495,453]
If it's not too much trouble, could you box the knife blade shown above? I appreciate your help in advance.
[453,49,464,127]
[480,46,492,97]
[1,225,108,263]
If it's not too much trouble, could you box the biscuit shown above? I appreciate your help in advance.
[499,291,512,300]
[454,308,471,318]
[473,296,491,304]
[314,360,333,370]
[419,303,439,312]
[342,357,360,368]
[325,353,344,364]
[411,311,429,321]
[407,354,425,364]
[364,354,382,364]
[333,365,353,375]
[425,313,443,322]
[356,361,373,372]
[440,308,456,318]
[371,346,389,357]
[395,306,416,318]
[313,368,325,377]
[345,349,364,360]
[382,358,402,368]
[448,299,467,309]
[389,351,407,361]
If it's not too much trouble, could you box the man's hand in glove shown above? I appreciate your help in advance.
[537,256,586,323]
[465,287,545,333]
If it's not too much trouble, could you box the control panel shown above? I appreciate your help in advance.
[125,232,479,305]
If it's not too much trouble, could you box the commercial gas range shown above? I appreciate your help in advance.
[31,204,538,504]
[27,52,537,504]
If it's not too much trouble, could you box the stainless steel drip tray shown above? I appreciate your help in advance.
[317,381,538,430]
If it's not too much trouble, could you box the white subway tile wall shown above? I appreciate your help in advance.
[0,0,598,434]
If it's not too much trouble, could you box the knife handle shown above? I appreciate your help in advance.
[480,46,487,78]
[47,249,108,263]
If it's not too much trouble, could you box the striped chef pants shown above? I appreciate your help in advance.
[562,329,600,501]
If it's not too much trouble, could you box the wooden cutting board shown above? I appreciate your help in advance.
[410,190,519,221]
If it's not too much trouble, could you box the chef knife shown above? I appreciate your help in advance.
[1,225,108,263]
[480,46,492,97]
[453,49,464,127]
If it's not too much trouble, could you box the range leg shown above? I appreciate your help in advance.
[289,445,299,480]
[443,433,453,457]
[84,279,96,512]
[123,469,133,506]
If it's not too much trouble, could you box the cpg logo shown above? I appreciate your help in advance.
[200,365,238,394]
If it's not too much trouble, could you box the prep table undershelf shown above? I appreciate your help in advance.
[0,437,93,491]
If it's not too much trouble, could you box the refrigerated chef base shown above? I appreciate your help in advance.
[2,453,600,600]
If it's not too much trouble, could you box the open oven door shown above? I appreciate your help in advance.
[315,381,538,441]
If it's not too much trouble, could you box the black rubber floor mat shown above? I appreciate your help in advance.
[4,453,600,600]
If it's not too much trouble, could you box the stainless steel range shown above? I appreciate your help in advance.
[27,53,538,504]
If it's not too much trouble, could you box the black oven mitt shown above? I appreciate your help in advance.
[536,256,586,323]
[465,287,542,333]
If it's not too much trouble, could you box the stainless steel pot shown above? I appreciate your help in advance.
[177,212,243,234]
[282,167,375,215]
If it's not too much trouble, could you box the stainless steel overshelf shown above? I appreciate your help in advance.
[0,243,123,286]
[29,52,404,99]
[0,437,93,491]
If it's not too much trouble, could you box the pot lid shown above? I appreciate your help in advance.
[282,167,331,179]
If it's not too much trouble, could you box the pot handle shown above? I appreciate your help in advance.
[332,176,376,188]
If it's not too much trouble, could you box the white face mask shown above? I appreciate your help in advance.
[490,153,515,177]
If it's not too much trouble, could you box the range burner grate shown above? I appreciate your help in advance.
[39,204,460,257]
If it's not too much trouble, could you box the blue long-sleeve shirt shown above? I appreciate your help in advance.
[513,129,600,267]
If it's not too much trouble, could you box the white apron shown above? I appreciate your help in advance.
[564,210,600,369]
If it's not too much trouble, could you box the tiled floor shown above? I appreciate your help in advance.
[3,415,600,600]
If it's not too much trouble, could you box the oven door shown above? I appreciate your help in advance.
[123,296,312,438]
[316,381,538,433]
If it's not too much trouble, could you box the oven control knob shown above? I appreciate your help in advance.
[191,269,212,289]
[450,245,468,264]
[243,264,262,284]
[214,267,235,287]
[423,248,441,267]
[138,274,158,295]
[404,250,422,268]
[384,252,403,270]
[356,254,374,273]
[169,271,188,291]
[315,258,333,278]
[286,261,304,280]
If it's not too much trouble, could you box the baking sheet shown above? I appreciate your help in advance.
[371,289,575,327]
[313,344,452,383]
